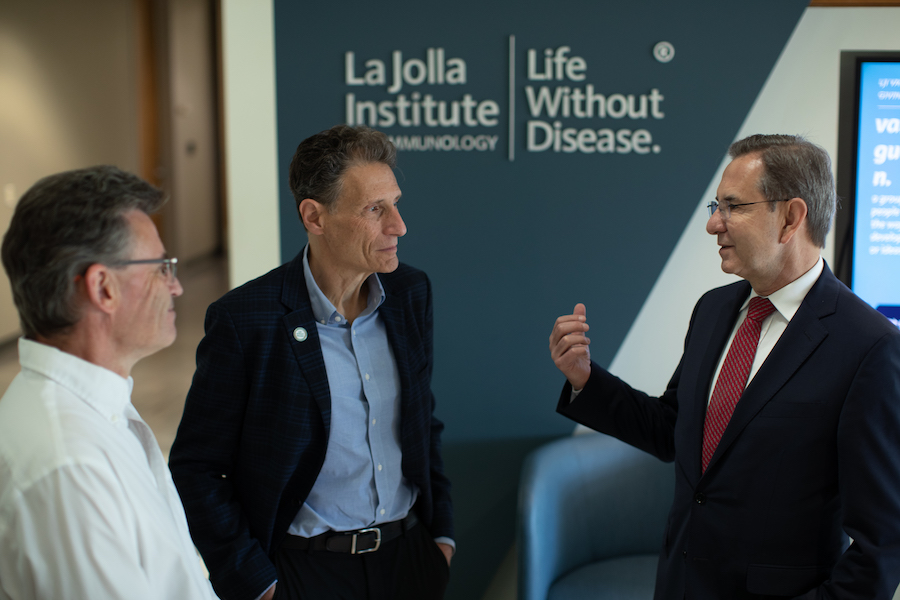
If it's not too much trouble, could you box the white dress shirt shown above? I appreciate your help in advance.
[708,257,824,403]
[0,338,218,600]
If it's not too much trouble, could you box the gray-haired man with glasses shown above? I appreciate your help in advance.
[0,166,218,599]
[550,134,900,599]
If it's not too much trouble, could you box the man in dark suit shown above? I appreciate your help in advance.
[169,125,453,600]
[549,134,900,599]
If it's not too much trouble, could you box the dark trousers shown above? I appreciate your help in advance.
[272,521,450,600]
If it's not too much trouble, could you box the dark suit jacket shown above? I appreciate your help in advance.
[558,265,900,600]
[169,253,452,600]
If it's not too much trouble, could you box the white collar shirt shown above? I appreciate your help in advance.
[708,257,825,403]
[0,338,218,600]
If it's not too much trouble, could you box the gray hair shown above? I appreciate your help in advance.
[728,134,836,248]
[1,165,165,338]
[288,125,396,223]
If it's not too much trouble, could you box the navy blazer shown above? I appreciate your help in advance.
[559,265,900,599]
[169,253,452,600]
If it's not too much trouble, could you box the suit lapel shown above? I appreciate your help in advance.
[702,266,839,475]
[281,253,333,432]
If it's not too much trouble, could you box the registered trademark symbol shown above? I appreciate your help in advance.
[653,42,674,63]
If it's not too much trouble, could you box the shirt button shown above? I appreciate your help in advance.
[335,316,342,322]
[378,464,383,471]
[380,509,386,516]
[110,414,119,423]
[372,419,377,425]
[365,373,370,381]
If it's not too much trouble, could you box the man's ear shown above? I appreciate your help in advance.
[780,197,809,244]
[81,263,119,315]
[299,199,327,235]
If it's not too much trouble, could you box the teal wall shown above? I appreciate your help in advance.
[272,2,809,596]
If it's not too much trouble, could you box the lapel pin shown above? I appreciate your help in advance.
[293,327,308,342]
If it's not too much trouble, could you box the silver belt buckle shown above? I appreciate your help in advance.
[351,527,382,554]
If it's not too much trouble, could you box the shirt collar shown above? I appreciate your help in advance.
[17,337,134,421]
[743,256,824,321]
[302,245,386,325]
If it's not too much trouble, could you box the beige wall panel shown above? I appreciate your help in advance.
[0,0,140,342]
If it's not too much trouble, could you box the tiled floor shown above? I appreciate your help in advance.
[0,254,229,459]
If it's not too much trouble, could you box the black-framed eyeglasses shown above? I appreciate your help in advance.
[110,257,178,281]
[706,198,790,219]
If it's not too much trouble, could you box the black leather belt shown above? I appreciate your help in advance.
[281,512,418,554]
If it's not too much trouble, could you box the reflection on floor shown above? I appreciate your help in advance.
[0,254,229,460]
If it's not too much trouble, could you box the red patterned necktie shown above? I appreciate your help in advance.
[701,296,776,473]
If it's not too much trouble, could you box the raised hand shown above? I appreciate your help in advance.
[549,303,591,390]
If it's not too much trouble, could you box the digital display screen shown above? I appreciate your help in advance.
[851,60,900,328]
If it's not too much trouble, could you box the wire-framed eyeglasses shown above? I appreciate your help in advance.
[110,257,178,282]
[706,198,790,219]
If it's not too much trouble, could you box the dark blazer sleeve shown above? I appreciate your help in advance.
[419,273,453,539]
[556,361,679,462]
[169,299,280,600]
[822,326,900,600]
[553,291,716,462]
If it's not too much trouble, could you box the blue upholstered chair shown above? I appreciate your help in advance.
[517,432,675,600]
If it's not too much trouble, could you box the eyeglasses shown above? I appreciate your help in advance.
[110,257,178,282]
[707,199,790,219]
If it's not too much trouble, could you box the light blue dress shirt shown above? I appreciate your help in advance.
[288,247,417,538]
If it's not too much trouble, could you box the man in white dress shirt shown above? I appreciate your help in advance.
[0,166,219,600]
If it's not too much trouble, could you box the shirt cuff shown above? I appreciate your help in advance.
[254,581,277,600]
[434,536,456,555]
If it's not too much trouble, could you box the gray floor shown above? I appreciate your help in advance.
[0,254,229,459]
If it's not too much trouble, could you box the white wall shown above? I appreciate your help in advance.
[219,0,281,288]
[167,0,221,262]
[0,0,141,342]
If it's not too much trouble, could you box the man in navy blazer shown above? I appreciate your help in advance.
[550,134,900,599]
[170,125,453,600]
